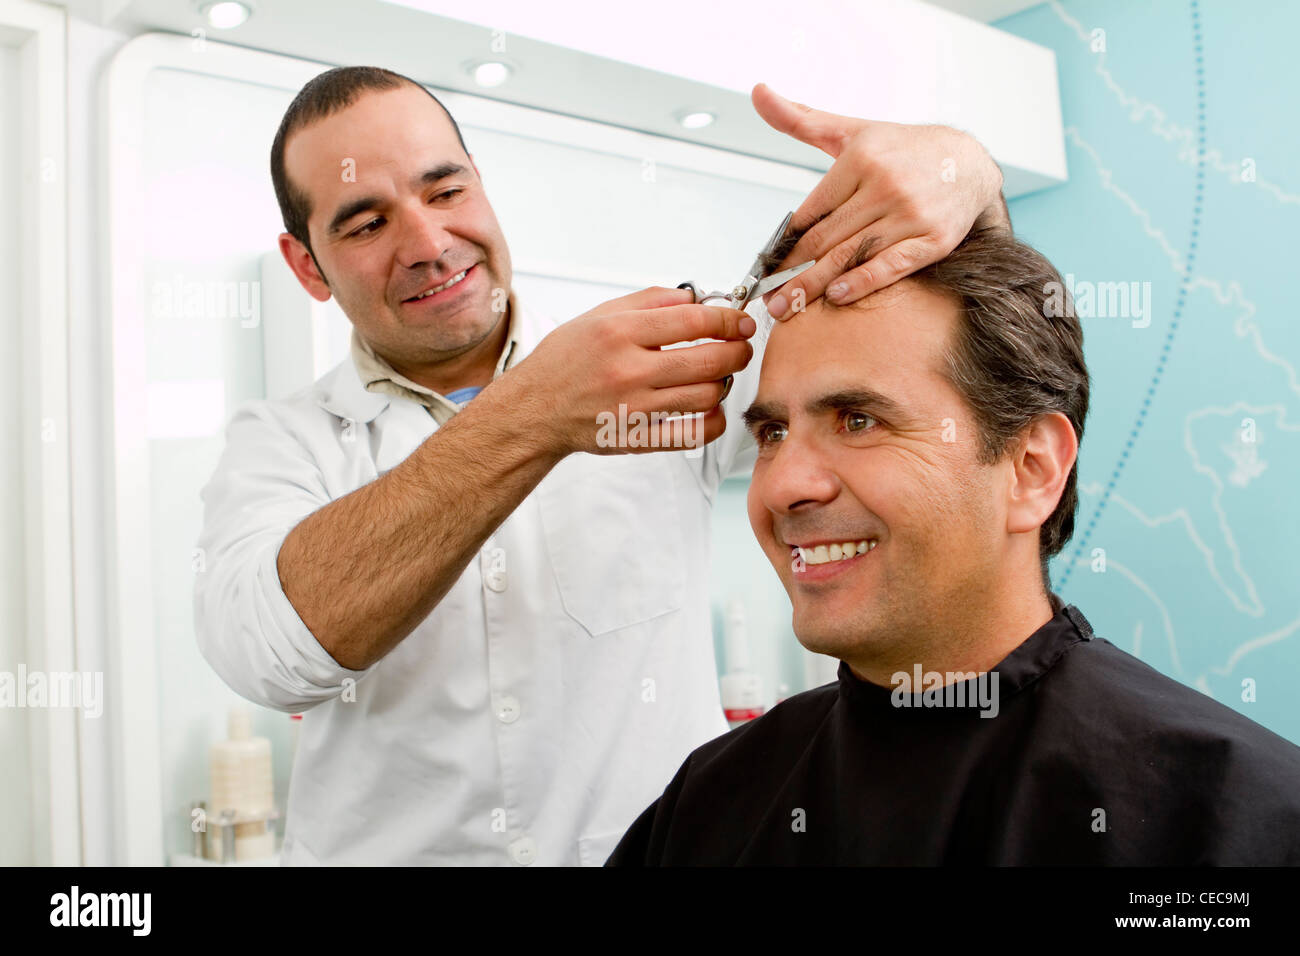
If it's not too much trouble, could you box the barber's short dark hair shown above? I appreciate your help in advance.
[908,227,1089,591]
[270,66,468,258]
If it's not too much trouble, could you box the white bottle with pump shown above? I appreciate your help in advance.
[720,597,766,728]
[208,707,274,862]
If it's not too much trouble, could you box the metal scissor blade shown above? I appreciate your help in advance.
[744,211,797,281]
[750,259,815,299]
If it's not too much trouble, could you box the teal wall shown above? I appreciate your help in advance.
[709,0,1300,746]
[995,0,1299,745]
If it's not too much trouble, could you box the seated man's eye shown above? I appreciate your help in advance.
[757,422,787,445]
[844,411,876,432]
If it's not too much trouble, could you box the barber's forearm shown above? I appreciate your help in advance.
[277,375,565,671]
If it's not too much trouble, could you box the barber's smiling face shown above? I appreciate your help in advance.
[284,84,512,369]
[745,282,1009,673]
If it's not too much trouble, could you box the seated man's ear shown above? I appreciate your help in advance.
[279,232,331,303]
[1004,412,1078,537]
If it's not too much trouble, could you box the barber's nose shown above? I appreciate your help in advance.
[395,204,453,270]
[757,435,840,514]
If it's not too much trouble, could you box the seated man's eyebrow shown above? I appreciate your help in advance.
[807,387,907,421]
[743,400,785,434]
[743,387,909,435]
[326,163,468,238]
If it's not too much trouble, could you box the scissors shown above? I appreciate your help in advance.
[677,211,815,403]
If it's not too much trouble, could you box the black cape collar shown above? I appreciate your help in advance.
[835,594,1096,713]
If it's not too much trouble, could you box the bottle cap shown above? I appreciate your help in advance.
[228,707,252,741]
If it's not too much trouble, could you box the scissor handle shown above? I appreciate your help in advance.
[675,281,736,404]
[677,281,738,307]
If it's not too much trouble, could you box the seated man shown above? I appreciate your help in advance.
[607,227,1300,865]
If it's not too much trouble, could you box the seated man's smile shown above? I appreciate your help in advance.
[788,537,878,575]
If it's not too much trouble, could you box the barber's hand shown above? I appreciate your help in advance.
[752,83,1009,320]
[511,287,755,456]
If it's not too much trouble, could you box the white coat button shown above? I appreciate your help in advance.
[496,695,520,723]
[483,547,507,592]
[508,836,537,865]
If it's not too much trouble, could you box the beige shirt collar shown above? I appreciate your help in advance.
[350,292,522,426]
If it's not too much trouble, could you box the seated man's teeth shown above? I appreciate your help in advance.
[414,269,468,299]
[794,540,876,566]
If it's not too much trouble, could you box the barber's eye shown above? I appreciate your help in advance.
[843,411,877,433]
[353,218,383,237]
[756,422,787,445]
[434,189,463,202]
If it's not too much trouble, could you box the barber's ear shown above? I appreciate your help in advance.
[279,232,332,303]
[1004,412,1078,537]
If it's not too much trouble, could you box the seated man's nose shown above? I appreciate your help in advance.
[763,458,838,511]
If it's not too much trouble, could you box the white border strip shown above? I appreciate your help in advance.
[2,0,76,866]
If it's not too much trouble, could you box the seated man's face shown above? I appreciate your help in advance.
[744,281,1010,673]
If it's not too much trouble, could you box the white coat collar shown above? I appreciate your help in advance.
[313,296,552,425]
[315,354,391,424]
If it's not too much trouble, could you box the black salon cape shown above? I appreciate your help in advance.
[606,598,1300,865]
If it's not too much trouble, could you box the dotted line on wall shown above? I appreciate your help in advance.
[1056,0,1206,594]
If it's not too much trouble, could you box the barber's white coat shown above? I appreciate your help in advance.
[193,301,762,865]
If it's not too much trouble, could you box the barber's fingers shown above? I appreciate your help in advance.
[636,405,728,453]
[589,403,726,457]
[584,286,694,318]
[765,217,885,320]
[779,187,887,278]
[775,164,869,273]
[663,406,727,448]
[751,83,857,160]
[651,379,735,416]
[630,303,756,348]
[822,235,944,305]
[648,339,753,389]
